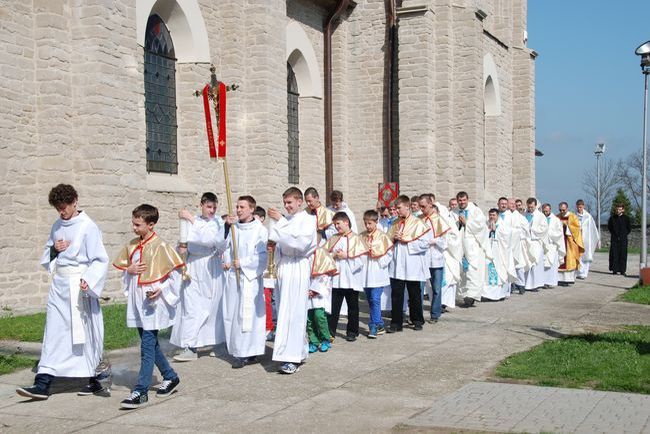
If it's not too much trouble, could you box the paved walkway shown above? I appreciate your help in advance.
[0,253,648,433]
[406,382,650,433]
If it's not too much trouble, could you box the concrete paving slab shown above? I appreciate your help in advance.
[406,382,650,434]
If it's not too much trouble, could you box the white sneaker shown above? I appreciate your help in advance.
[173,348,197,362]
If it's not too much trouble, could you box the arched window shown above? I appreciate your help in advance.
[144,15,178,174]
[287,62,300,184]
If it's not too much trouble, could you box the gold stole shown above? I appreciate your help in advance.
[387,214,430,242]
[325,231,368,259]
[113,233,185,285]
[311,247,338,277]
[557,213,585,271]
[421,213,451,238]
[360,229,393,259]
[312,205,335,230]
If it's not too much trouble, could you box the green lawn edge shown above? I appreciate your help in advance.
[494,326,650,394]
[0,304,141,351]
[618,285,650,305]
[0,354,38,376]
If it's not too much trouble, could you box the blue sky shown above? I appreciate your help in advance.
[529,0,649,212]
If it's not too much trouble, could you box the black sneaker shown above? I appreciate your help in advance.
[232,356,257,369]
[120,391,148,409]
[463,297,475,307]
[77,380,104,396]
[156,377,180,397]
[16,385,49,400]
[413,323,423,331]
[345,333,357,342]
[385,325,403,333]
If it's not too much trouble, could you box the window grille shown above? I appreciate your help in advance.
[287,63,300,184]
[144,15,178,174]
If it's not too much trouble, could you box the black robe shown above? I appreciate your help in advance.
[607,214,631,273]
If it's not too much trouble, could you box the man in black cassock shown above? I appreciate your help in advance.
[607,203,631,275]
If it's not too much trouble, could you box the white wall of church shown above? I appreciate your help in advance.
[0,0,534,311]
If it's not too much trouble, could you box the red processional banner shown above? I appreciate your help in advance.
[201,84,217,159]
[217,82,227,159]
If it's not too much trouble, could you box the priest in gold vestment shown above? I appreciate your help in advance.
[556,202,584,286]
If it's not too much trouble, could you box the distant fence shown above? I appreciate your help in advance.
[598,225,648,249]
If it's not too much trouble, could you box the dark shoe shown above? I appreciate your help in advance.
[77,380,104,396]
[376,326,386,335]
[385,325,403,333]
[518,286,525,295]
[413,324,423,331]
[156,377,180,397]
[427,317,438,324]
[120,391,148,409]
[345,333,357,342]
[16,385,49,400]
[463,297,475,307]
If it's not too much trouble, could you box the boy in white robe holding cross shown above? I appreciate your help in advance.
[17,184,109,400]
[171,192,229,362]
[268,187,318,374]
[222,196,268,368]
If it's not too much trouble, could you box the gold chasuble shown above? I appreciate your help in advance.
[387,214,430,242]
[360,229,393,259]
[557,212,584,272]
[311,247,339,277]
[113,233,185,285]
[421,213,451,238]
[311,204,335,231]
[324,231,369,259]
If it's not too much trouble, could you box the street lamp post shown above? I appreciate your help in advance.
[594,143,605,244]
[635,41,650,272]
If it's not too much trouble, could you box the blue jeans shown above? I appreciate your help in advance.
[134,328,178,394]
[364,287,384,328]
[429,267,443,319]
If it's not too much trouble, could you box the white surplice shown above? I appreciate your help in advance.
[524,209,549,290]
[170,216,228,349]
[455,203,489,301]
[542,213,566,287]
[438,203,461,308]
[576,210,599,278]
[508,211,530,286]
[309,274,333,313]
[483,222,513,300]
[222,219,268,358]
[330,236,365,291]
[269,211,318,364]
[38,211,109,378]
[123,249,181,331]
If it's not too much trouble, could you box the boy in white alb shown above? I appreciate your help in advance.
[360,210,393,338]
[222,196,268,368]
[268,187,318,374]
[16,184,109,401]
[326,212,368,342]
[307,247,338,352]
[113,204,183,409]
[386,195,432,332]
[171,192,228,362]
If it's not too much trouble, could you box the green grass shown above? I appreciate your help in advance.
[495,326,650,394]
[0,354,37,376]
[0,304,148,351]
[619,285,650,305]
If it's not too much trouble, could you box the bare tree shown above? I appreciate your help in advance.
[582,156,619,216]
[614,150,649,211]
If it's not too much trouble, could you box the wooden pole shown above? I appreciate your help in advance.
[221,156,241,286]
